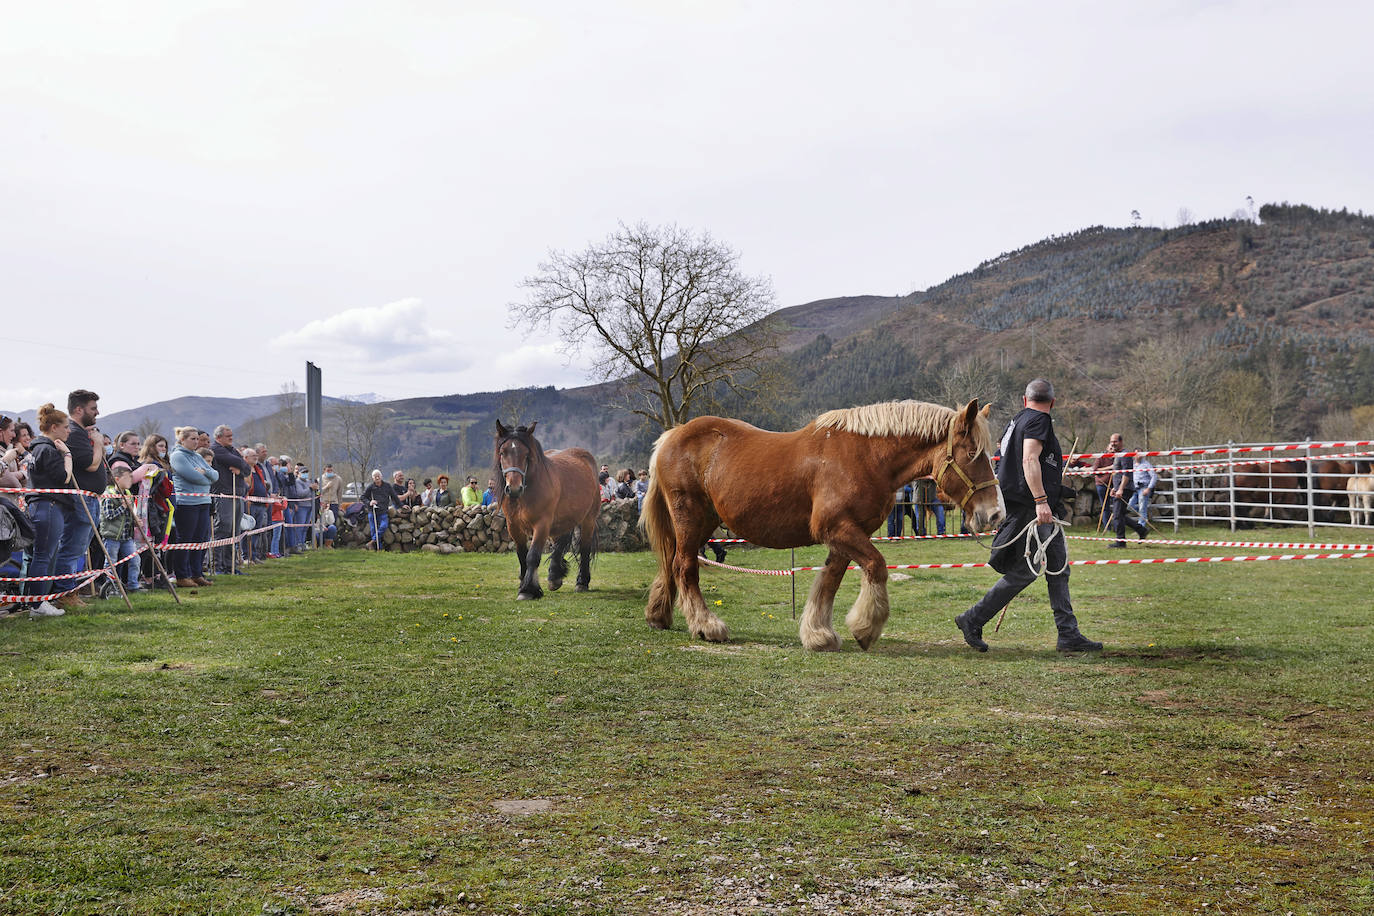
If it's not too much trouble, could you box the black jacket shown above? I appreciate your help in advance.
[26,437,74,508]
[211,442,251,496]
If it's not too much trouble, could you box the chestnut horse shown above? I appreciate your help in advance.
[641,399,1006,651]
[494,421,601,600]
[1232,460,1306,522]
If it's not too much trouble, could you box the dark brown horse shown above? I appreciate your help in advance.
[494,421,601,600]
[1232,460,1306,521]
[641,399,1005,651]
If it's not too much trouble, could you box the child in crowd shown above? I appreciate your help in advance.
[99,464,141,593]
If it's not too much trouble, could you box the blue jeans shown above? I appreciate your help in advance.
[887,504,904,537]
[370,511,389,548]
[925,503,946,536]
[25,499,72,596]
[103,538,140,589]
[57,493,99,582]
[1129,489,1152,524]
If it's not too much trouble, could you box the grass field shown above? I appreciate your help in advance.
[2,525,1372,915]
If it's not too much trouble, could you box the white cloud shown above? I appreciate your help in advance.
[269,298,466,375]
[0,386,68,417]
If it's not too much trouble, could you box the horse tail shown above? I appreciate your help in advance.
[642,430,678,628]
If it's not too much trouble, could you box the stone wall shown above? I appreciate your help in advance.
[337,498,648,554]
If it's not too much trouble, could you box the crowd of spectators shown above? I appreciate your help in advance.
[0,390,338,620]
[3,390,675,620]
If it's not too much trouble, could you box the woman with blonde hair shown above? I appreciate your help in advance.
[168,425,218,588]
[24,404,76,617]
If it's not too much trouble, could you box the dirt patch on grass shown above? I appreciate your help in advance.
[311,887,385,912]
[1135,690,1193,710]
[987,706,1118,728]
[679,644,785,655]
[492,798,554,815]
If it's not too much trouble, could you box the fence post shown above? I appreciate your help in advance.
[1171,443,1179,534]
[1306,439,1316,540]
[1227,441,1236,533]
[790,548,796,619]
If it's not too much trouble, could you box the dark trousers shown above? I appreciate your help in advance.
[172,503,211,581]
[212,495,237,572]
[966,518,1082,637]
[1109,492,1147,541]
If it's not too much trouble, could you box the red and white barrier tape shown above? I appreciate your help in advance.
[1065,534,1374,550]
[1060,450,1374,477]
[1061,440,1374,462]
[790,552,1374,572]
[0,486,317,505]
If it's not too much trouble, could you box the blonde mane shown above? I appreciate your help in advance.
[814,400,992,451]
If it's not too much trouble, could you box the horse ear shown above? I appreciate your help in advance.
[526,421,537,438]
[980,404,992,419]
[960,398,981,429]
[496,420,510,438]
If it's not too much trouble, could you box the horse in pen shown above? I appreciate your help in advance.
[494,421,601,600]
[641,399,1006,651]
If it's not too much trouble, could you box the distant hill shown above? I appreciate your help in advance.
[4,395,295,437]
[47,202,1374,481]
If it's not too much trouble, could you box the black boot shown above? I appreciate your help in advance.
[954,611,989,652]
[1057,632,1103,652]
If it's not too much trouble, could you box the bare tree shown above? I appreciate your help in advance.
[513,222,779,429]
[1122,334,1212,447]
[1176,206,1194,226]
[334,399,392,488]
[271,382,309,461]
[937,355,1014,416]
[134,416,163,439]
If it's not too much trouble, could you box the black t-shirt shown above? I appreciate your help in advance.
[67,419,107,495]
[996,407,1062,514]
[1111,454,1136,494]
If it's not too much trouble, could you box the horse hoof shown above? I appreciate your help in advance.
[855,635,874,651]
[548,579,564,592]
[694,622,729,643]
[574,583,589,592]
[517,590,542,601]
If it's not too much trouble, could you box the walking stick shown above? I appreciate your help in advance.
[68,474,134,612]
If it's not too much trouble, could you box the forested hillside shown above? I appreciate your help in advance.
[211,203,1374,484]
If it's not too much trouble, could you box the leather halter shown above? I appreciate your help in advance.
[498,436,530,487]
[935,420,998,513]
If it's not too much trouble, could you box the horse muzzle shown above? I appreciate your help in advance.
[968,488,1007,534]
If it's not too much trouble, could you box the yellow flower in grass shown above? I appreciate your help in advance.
[714,599,723,606]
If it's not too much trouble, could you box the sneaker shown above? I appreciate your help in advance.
[954,612,989,652]
[29,601,65,618]
[56,594,89,610]
[1057,633,1104,652]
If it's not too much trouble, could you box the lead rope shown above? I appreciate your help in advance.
[993,515,1070,633]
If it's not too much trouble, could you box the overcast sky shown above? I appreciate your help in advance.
[5,0,1373,415]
